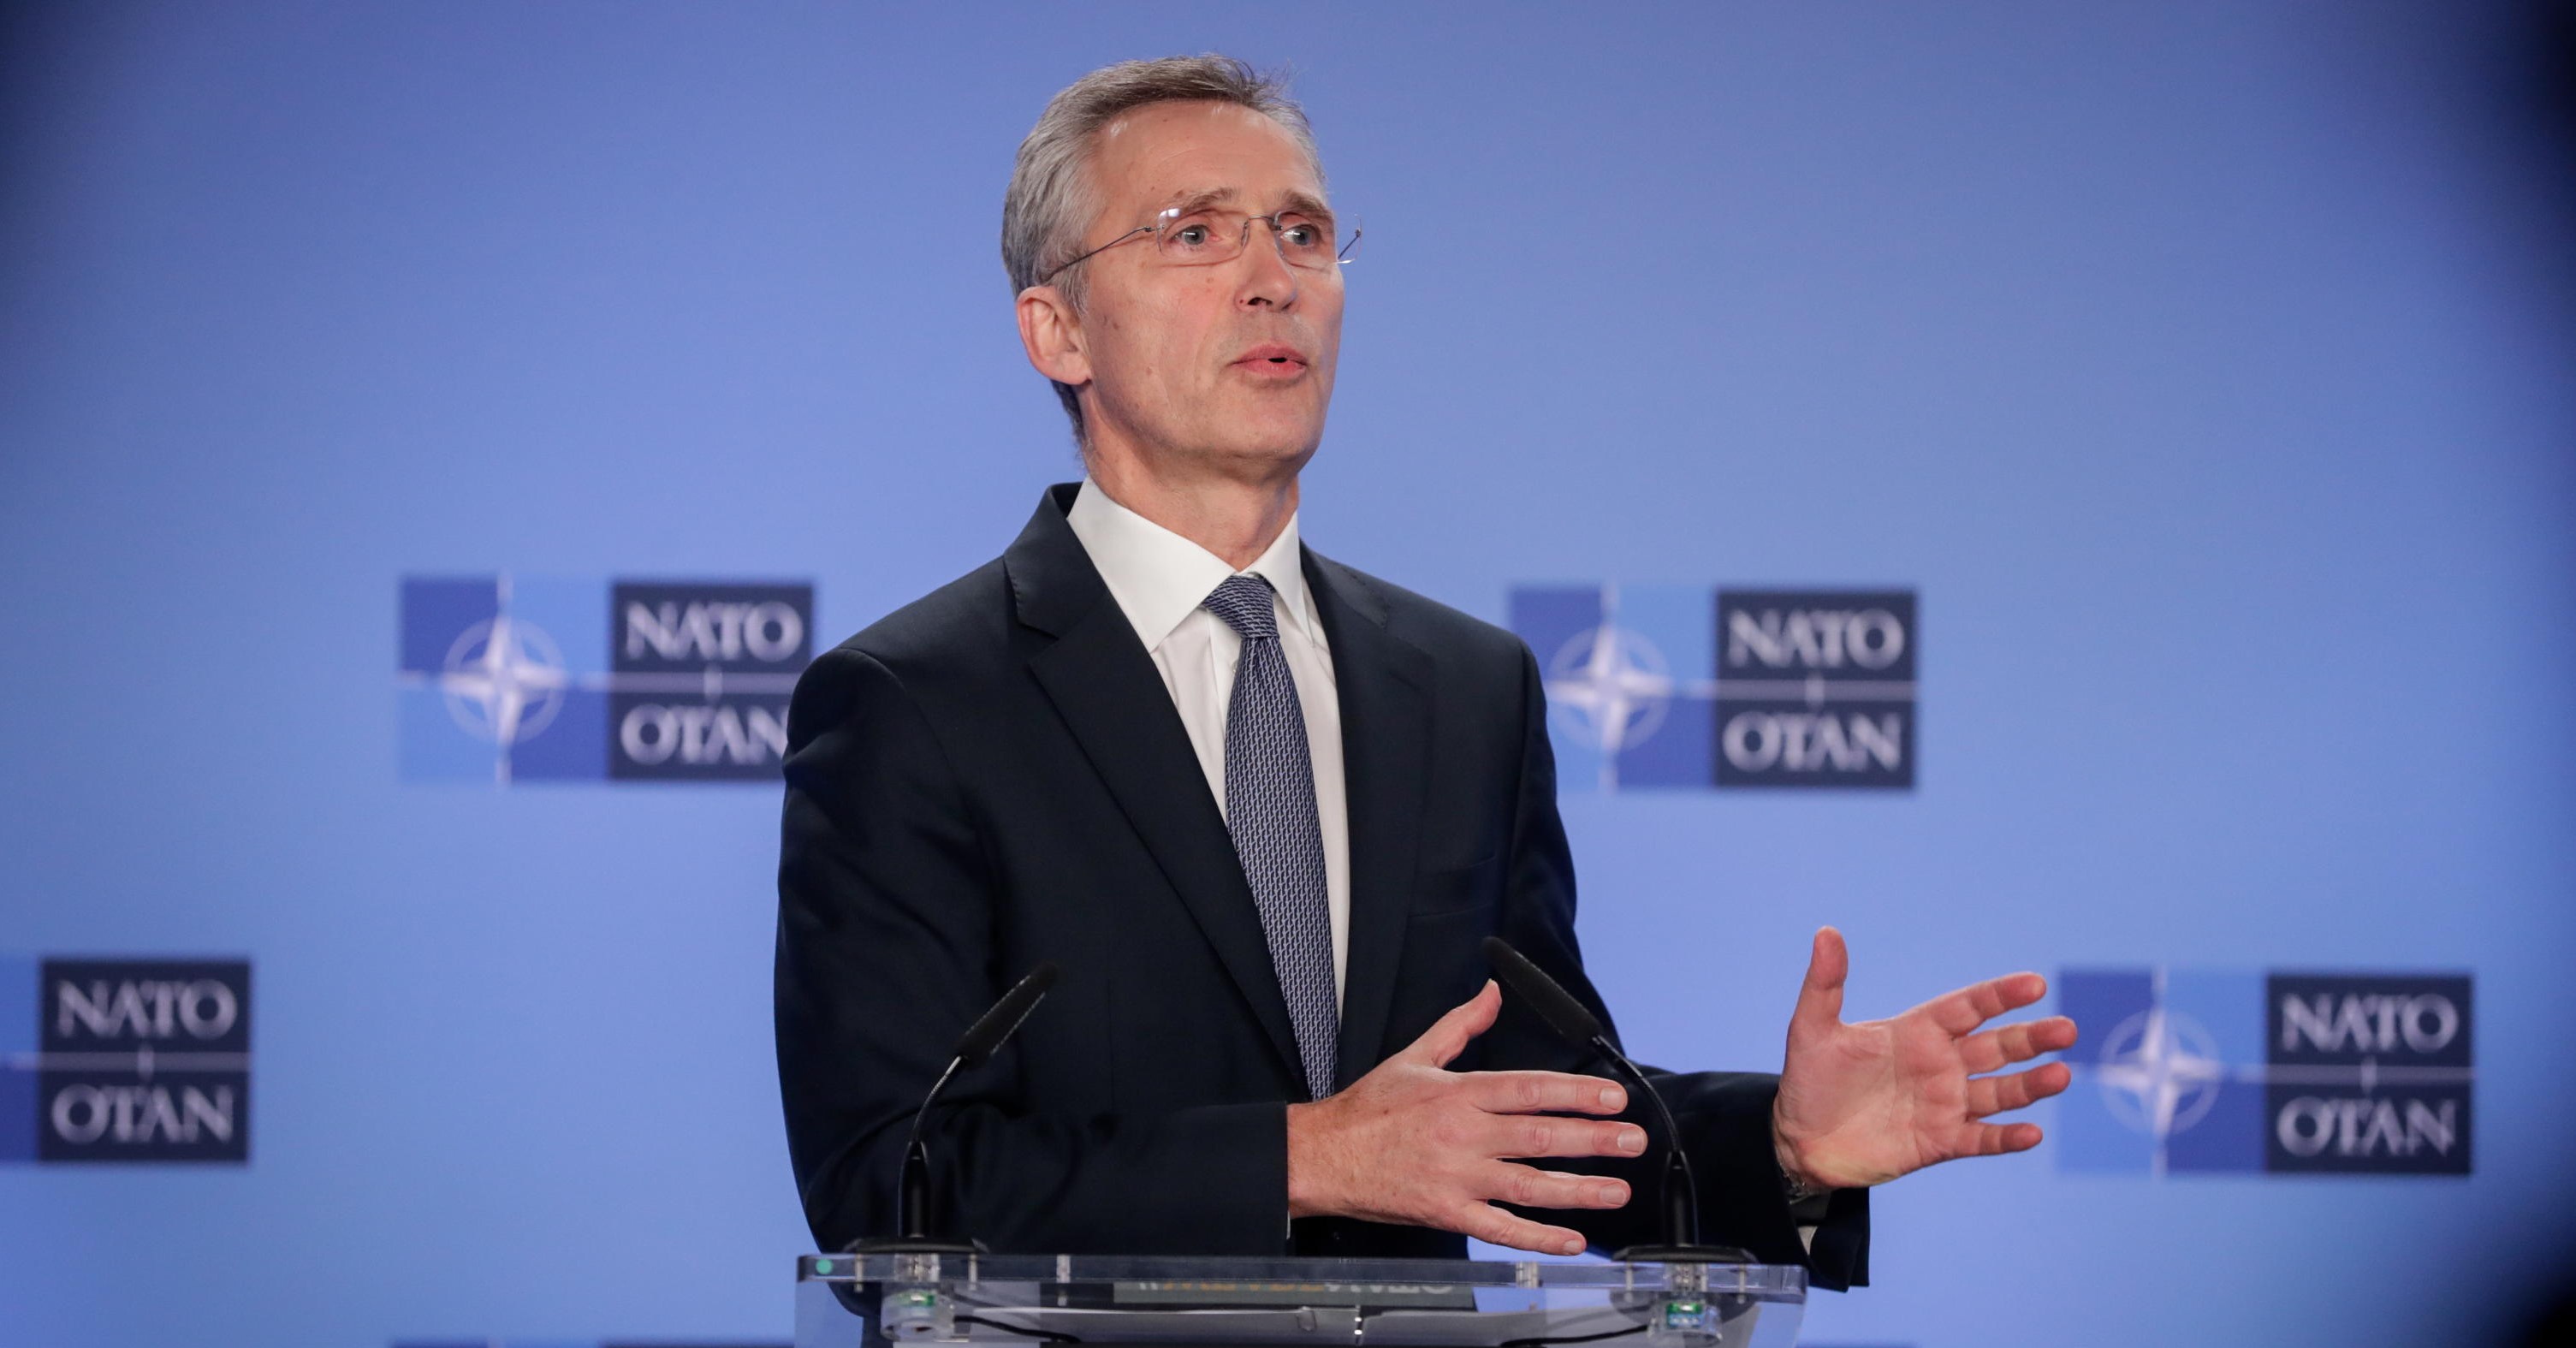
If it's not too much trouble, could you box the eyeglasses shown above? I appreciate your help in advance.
[1038,205,1362,284]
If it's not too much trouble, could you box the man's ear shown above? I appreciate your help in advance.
[1017,285,1092,389]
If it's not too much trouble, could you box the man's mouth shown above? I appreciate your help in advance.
[1231,342,1309,377]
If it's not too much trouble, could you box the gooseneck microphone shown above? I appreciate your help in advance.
[850,961,1059,1254]
[1481,937,1749,1264]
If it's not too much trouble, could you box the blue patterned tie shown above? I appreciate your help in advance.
[1202,573,1339,1102]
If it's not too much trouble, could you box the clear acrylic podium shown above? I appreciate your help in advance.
[795,1253,1807,1348]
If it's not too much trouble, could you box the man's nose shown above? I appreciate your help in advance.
[1236,222,1301,309]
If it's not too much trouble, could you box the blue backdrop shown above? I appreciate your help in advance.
[4,3,2572,1345]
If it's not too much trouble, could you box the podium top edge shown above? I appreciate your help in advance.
[795,1251,1807,1295]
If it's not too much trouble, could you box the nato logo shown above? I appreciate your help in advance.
[2056,968,2472,1176]
[1,958,252,1164]
[397,575,812,784]
[1509,585,1916,791]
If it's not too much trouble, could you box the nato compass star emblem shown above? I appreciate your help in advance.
[2092,1004,2229,1161]
[437,615,570,749]
[398,574,596,785]
[1527,582,1734,792]
[2057,967,2261,1175]
[1544,619,1677,789]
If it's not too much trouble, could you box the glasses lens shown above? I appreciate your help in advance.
[1155,211,1243,264]
[1271,217,1339,270]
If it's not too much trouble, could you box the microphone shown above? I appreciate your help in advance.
[1481,937,1749,1265]
[956,962,1058,1068]
[850,961,1060,1254]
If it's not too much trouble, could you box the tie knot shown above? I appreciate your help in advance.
[1202,573,1279,641]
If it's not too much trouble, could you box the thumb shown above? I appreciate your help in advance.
[1790,926,1849,1039]
[1400,979,1502,1069]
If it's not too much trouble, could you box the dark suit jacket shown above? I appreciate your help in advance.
[775,484,1868,1287]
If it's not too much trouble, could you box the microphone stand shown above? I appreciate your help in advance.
[1482,938,1750,1265]
[849,962,1059,1255]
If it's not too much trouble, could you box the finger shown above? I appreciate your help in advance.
[1486,1113,1649,1161]
[1957,1015,2079,1074]
[1484,1162,1632,1212]
[1918,970,2050,1038]
[1953,1119,2045,1158]
[1398,981,1502,1069]
[1465,1071,1629,1116]
[1965,1062,2073,1119]
[1789,926,1848,1036]
[1455,1202,1590,1258]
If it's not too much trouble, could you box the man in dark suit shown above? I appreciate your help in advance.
[775,56,2074,1289]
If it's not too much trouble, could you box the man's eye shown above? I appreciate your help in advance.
[1171,223,1214,248]
[1280,223,1321,248]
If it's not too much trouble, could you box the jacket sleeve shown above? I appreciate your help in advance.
[775,646,1289,1256]
[1491,644,1871,1289]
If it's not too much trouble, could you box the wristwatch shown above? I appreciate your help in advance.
[1782,1170,1833,1223]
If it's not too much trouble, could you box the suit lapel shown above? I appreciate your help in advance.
[1305,549,1435,1090]
[1007,487,1303,1087]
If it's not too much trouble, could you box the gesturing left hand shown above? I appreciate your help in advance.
[1771,927,2078,1191]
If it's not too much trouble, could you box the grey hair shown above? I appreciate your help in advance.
[1001,54,1324,439]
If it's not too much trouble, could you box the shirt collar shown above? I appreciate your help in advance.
[1065,477,1322,651]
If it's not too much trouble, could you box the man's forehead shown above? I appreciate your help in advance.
[1091,100,1325,209]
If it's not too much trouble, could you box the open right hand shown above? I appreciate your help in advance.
[1285,980,1647,1256]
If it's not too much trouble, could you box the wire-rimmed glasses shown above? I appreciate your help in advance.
[1038,205,1362,284]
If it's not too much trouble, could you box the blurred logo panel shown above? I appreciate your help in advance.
[1510,585,1917,791]
[395,1341,789,1348]
[397,575,811,785]
[1,957,252,1164]
[2056,968,2472,1176]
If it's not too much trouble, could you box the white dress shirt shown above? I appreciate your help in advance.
[1065,477,1350,1005]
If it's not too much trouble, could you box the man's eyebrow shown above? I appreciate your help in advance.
[1274,190,1333,222]
[1160,186,1335,222]
[1161,187,1241,214]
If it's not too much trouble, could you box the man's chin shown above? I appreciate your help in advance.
[1168,408,1324,473]
[1227,404,1329,456]
[1085,396,1325,477]
[1191,436,1320,478]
